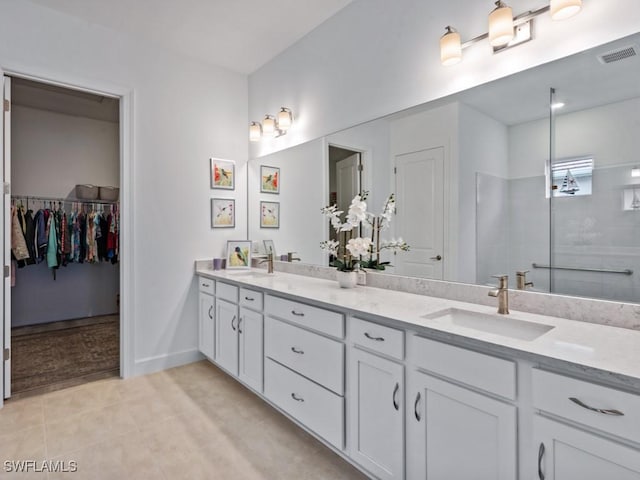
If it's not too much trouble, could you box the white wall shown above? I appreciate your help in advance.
[249,0,640,159]
[11,105,120,326]
[0,1,248,375]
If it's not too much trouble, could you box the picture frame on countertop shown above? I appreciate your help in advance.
[226,240,252,269]
[263,239,276,256]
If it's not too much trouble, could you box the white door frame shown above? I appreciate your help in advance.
[0,66,135,408]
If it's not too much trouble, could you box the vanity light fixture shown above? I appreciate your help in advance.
[249,107,294,142]
[441,0,582,66]
[631,167,640,178]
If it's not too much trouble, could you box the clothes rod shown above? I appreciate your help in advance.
[11,195,118,206]
[531,263,633,276]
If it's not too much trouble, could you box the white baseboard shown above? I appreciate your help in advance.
[132,349,204,377]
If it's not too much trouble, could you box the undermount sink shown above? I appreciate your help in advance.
[422,308,555,341]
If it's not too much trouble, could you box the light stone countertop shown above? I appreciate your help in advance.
[196,266,640,390]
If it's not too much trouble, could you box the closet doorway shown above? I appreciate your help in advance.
[4,76,122,399]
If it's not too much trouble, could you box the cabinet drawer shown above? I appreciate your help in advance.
[532,369,640,444]
[265,295,344,338]
[198,276,215,296]
[410,335,516,400]
[216,281,238,303]
[350,317,404,360]
[240,287,263,311]
[265,317,344,395]
[264,359,344,449]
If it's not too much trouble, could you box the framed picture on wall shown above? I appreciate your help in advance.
[210,158,235,190]
[226,240,252,269]
[263,239,276,256]
[211,198,235,228]
[260,201,280,228]
[260,165,280,194]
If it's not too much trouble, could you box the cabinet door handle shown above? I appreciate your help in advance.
[291,310,305,317]
[231,316,237,331]
[392,382,400,411]
[569,397,625,416]
[538,442,545,480]
[201,282,210,288]
[364,332,385,342]
[291,347,304,354]
[238,317,243,334]
[244,296,254,301]
[291,393,304,402]
[430,255,442,261]
[208,306,213,319]
[414,392,422,422]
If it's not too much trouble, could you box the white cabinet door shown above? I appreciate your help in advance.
[533,415,640,480]
[348,347,404,480]
[238,307,263,392]
[198,292,215,360]
[215,299,239,376]
[406,370,517,480]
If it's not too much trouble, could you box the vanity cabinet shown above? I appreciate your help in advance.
[406,334,517,480]
[197,277,215,360]
[215,298,239,376]
[238,306,264,393]
[532,369,640,480]
[348,347,404,480]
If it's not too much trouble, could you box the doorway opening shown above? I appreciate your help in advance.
[327,145,362,264]
[4,76,121,399]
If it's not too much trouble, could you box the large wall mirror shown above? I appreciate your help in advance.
[248,31,640,304]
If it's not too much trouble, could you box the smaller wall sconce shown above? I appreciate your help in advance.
[249,107,294,142]
[441,0,582,66]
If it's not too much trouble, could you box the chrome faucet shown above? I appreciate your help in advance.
[516,270,534,290]
[287,252,301,262]
[488,274,509,314]
[260,252,274,274]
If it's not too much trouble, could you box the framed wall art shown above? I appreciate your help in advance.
[260,165,280,194]
[210,158,235,190]
[211,198,235,228]
[226,240,252,269]
[260,201,280,228]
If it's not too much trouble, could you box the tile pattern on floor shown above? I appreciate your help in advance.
[0,361,367,479]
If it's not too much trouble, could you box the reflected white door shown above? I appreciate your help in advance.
[394,147,444,279]
[336,153,360,215]
[2,75,10,401]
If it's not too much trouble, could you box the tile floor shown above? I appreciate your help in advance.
[0,361,367,479]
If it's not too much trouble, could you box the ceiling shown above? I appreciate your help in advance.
[27,0,354,74]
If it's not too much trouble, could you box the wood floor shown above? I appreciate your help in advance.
[10,315,119,399]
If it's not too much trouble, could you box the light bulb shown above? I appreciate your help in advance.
[440,26,462,66]
[489,1,514,47]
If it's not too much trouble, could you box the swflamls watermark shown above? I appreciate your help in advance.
[4,460,78,473]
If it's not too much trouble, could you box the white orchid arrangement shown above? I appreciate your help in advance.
[320,192,409,272]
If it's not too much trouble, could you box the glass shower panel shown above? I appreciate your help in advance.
[550,86,640,303]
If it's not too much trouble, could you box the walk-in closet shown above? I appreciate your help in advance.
[7,77,120,397]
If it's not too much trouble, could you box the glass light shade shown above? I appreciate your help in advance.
[277,108,292,131]
[262,115,276,137]
[440,28,462,66]
[249,122,262,142]
[489,2,514,47]
[550,0,582,20]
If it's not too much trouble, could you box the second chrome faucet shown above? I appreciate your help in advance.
[488,274,509,314]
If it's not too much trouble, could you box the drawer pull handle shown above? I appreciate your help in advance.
[569,397,625,416]
[538,442,545,480]
[201,283,210,288]
[238,317,243,334]
[244,296,255,301]
[208,306,213,319]
[231,316,237,332]
[392,382,400,411]
[414,392,421,422]
[291,310,305,317]
[291,347,304,354]
[291,393,304,402]
[364,332,385,342]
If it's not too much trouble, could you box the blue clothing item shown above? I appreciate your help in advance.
[46,215,58,268]
[33,209,48,261]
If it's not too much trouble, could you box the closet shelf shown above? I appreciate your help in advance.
[11,194,119,205]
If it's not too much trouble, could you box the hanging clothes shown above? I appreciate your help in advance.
[11,205,30,261]
[46,213,58,269]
